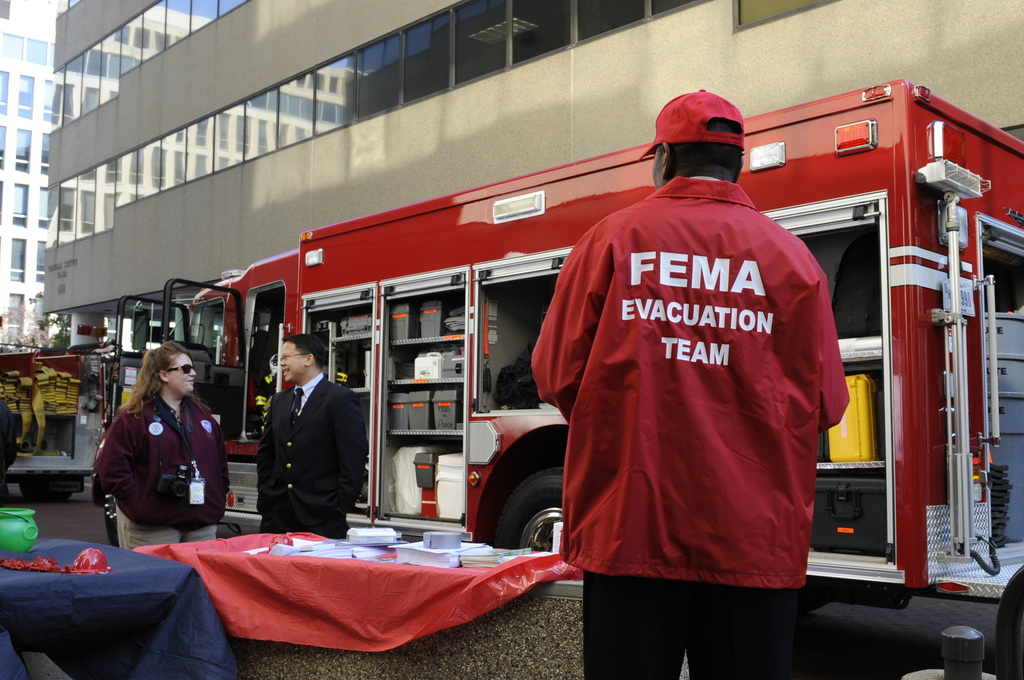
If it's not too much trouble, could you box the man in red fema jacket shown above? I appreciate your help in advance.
[533,91,849,680]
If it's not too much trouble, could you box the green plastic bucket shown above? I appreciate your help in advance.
[0,508,39,552]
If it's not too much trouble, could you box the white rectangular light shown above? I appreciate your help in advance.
[305,248,324,267]
[493,191,545,223]
[749,141,786,172]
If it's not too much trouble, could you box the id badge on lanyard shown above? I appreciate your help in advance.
[189,477,206,505]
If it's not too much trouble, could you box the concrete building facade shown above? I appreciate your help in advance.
[47,0,1024,317]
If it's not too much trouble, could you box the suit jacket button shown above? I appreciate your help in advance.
[286,441,292,447]
[286,463,292,468]
[287,484,293,489]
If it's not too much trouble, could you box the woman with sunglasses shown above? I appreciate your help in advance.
[96,341,230,549]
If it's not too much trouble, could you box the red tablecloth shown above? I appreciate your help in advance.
[137,533,581,651]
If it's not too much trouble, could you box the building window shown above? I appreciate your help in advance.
[245,90,278,159]
[17,75,32,119]
[35,241,44,283]
[403,15,450,104]
[455,0,507,85]
[357,35,400,119]
[43,80,54,122]
[166,0,190,47]
[82,45,102,114]
[512,0,569,64]
[216,104,244,171]
[191,0,217,32]
[15,129,29,173]
[63,55,82,123]
[187,116,214,180]
[2,34,22,61]
[737,0,822,25]
[38,187,48,229]
[143,2,167,56]
[101,32,121,104]
[220,0,246,15]
[26,38,49,66]
[577,0,644,40]
[58,179,76,243]
[40,133,49,173]
[315,56,355,135]
[0,126,5,170]
[652,0,698,13]
[0,71,7,115]
[13,184,27,227]
[10,239,25,282]
[279,73,314,148]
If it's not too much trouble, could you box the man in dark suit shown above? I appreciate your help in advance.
[256,333,368,538]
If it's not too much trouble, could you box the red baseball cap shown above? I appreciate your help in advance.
[640,90,745,159]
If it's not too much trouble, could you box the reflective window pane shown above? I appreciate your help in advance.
[191,0,217,31]
[118,23,141,74]
[82,46,102,114]
[512,0,569,64]
[403,14,449,103]
[13,184,27,227]
[97,163,115,232]
[10,239,25,282]
[15,129,29,173]
[738,0,820,25]
[279,73,314,148]
[26,38,49,66]
[0,126,5,170]
[216,104,244,171]
[17,75,32,118]
[77,170,96,237]
[577,0,644,40]
[357,35,399,119]
[39,188,50,230]
[135,139,162,200]
[245,90,278,159]
[455,0,506,85]
[36,242,45,283]
[653,0,699,13]
[100,32,120,104]
[2,34,23,61]
[63,55,82,122]
[0,71,6,115]
[315,56,354,135]
[58,178,77,243]
[163,130,186,189]
[143,3,167,58]
[166,0,191,48]
[187,115,215,180]
[115,150,138,207]
[219,0,246,16]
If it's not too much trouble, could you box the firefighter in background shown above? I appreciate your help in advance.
[0,398,17,506]
[533,91,849,680]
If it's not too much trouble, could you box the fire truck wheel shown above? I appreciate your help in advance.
[17,478,71,502]
[494,468,563,551]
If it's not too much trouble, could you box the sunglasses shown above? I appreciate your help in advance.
[165,364,195,374]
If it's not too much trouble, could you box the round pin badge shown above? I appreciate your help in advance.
[149,422,164,436]
[201,420,213,433]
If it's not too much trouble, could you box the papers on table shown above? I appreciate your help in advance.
[459,547,537,568]
[347,527,400,544]
[394,541,487,568]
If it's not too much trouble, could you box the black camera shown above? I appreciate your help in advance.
[157,464,190,498]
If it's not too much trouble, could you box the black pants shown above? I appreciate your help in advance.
[259,499,350,539]
[582,571,798,680]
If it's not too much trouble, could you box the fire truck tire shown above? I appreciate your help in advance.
[494,468,563,551]
[16,478,72,502]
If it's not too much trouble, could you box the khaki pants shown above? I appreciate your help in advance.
[116,511,217,550]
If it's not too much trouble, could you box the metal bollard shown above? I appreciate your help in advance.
[942,626,985,680]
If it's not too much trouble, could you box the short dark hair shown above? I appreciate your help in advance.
[666,118,744,182]
[284,333,326,369]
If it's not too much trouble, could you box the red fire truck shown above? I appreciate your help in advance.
[106,79,1024,607]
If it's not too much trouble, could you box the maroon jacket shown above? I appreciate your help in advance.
[533,176,848,589]
[97,398,229,531]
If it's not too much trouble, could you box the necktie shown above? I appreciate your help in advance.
[291,387,304,425]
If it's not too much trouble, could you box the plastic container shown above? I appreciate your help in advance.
[407,391,433,430]
[433,390,461,431]
[827,374,879,462]
[419,300,449,338]
[0,508,39,552]
[390,303,418,341]
[388,393,411,430]
[811,476,886,555]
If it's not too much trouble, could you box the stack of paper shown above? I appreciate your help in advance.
[268,539,353,559]
[347,527,400,544]
[394,541,486,568]
[459,546,534,568]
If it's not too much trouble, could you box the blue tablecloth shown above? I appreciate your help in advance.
[0,539,236,679]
